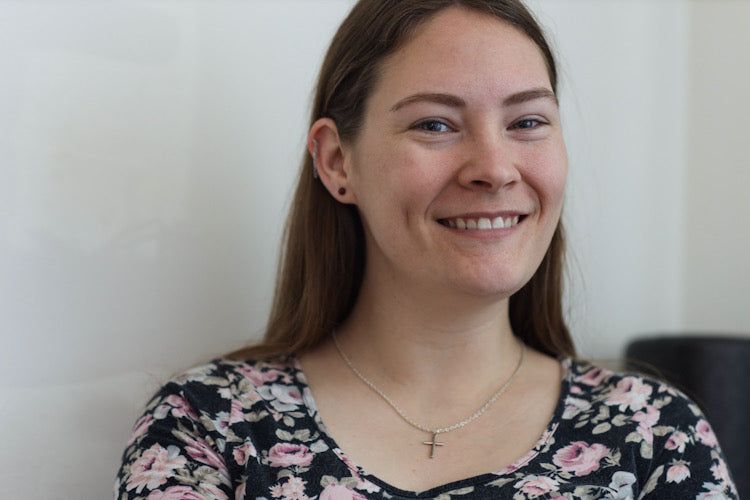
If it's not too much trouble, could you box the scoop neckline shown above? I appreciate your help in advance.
[290,356,573,498]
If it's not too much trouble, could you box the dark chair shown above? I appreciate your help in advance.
[625,335,750,499]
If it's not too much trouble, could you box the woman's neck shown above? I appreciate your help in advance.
[332,275,522,422]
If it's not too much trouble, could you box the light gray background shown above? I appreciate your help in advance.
[1,1,748,498]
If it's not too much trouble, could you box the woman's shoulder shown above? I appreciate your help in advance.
[555,357,719,457]
[561,356,703,416]
[549,357,737,498]
[116,357,317,498]
[136,356,306,422]
[167,356,300,388]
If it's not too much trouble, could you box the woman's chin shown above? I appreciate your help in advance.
[444,274,529,301]
[437,262,533,298]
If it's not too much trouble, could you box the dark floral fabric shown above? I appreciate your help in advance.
[115,356,738,499]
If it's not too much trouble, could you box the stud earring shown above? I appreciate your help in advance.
[338,187,346,196]
[311,139,320,179]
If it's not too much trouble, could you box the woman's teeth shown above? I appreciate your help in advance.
[443,216,520,230]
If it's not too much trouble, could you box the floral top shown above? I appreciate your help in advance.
[114,356,738,500]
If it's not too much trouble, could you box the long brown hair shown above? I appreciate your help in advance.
[230,0,575,360]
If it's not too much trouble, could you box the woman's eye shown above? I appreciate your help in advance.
[414,120,452,133]
[511,118,542,130]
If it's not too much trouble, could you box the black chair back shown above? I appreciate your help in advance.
[625,335,750,499]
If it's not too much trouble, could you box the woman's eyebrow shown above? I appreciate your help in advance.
[503,87,558,107]
[390,87,557,113]
[390,93,466,112]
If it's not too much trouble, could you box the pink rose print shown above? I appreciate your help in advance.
[233,442,257,466]
[632,405,660,445]
[665,430,689,453]
[237,365,276,386]
[514,475,560,497]
[126,444,187,494]
[127,414,155,445]
[146,486,205,500]
[162,393,200,420]
[268,443,314,468]
[229,399,245,424]
[319,484,367,500]
[266,364,295,383]
[576,366,611,387]
[605,377,652,412]
[269,408,284,422]
[696,420,718,447]
[270,476,310,500]
[238,365,291,386]
[666,461,691,484]
[552,441,610,476]
[185,436,226,470]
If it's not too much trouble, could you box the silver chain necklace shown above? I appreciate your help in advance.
[332,332,526,458]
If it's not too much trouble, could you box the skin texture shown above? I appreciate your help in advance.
[302,6,566,492]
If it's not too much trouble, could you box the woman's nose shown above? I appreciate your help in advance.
[457,135,521,192]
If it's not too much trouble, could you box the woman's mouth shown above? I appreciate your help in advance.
[438,215,523,230]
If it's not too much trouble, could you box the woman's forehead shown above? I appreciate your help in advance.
[373,7,553,107]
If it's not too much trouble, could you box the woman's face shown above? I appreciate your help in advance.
[342,6,567,299]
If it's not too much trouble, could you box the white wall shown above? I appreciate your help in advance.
[0,1,747,498]
[0,2,355,498]
[684,1,750,332]
[531,0,691,357]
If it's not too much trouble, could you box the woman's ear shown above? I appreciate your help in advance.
[308,118,357,204]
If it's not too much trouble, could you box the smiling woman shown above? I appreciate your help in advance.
[114,1,737,499]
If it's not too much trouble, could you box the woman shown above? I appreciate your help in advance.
[115,1,737,498]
